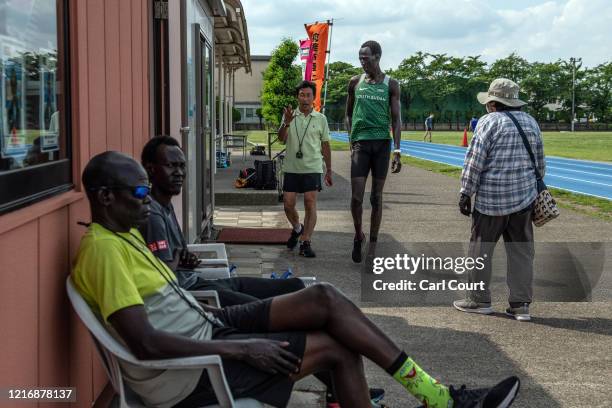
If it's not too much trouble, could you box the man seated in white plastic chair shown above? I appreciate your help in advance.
[72,151,521,408]
[138,136,304,307]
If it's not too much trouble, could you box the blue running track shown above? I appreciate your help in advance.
[330,132,612,200]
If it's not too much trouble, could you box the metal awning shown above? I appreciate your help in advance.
[213,0,251,73]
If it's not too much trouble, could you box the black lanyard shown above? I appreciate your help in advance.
[112,228,224,328]
[294,114,313,154]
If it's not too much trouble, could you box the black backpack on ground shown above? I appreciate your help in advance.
[254,160,277,190]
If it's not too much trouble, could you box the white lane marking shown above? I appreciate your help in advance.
[546,174,612,187]
[547,165,612,179]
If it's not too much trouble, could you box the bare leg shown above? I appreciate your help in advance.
[369,177,387,242]
[351,176,367,240]
[283,191,300,228]
[269,283,402,369]
[292,332,370,407]
[301,191,318,241]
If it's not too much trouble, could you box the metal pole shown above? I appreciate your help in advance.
[571,57,576,132]
[321,19,334,115]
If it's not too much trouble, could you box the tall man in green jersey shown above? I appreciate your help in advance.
[346,40,402,263]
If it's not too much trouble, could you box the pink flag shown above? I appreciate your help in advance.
[299,39,313,81]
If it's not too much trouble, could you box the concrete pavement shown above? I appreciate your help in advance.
[215,150,612,407]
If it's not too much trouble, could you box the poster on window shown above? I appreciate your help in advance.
[1,60,28,160]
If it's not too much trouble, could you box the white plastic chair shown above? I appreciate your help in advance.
[188,243,234,279]
[66,277,262,408]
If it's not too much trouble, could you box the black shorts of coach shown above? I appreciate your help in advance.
[283,172,322,193]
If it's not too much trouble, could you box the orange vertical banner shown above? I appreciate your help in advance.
[305,22,329,112]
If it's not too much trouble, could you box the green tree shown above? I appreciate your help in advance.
[583,62,612,122]
[487,53,531,84]
[261,38,301,127]
[421,53,455,113]
[555,58,588,123]
[232,107,241,124]
[521,62,564,121]
[392,51,427,118]
[322,61,361,125]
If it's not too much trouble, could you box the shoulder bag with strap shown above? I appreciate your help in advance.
[504,111,559,227]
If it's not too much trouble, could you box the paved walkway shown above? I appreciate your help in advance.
[215,151,612,407]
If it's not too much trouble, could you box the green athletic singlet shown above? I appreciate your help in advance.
[350,74,391,141]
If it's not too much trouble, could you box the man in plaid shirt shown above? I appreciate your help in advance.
[453,78,545,322]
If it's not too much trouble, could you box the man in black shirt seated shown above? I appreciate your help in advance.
[138,136,305,307]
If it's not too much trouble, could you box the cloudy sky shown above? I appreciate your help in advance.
[241,0,611,69]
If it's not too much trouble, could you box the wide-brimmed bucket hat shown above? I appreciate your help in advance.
[477,78,527,107]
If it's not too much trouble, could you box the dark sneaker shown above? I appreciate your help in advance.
[452,376,520,408]
[453,299,494,315]
[299,240,316,258]
[414,376,520,408]
[505,303,531,322]
[287,224,303,249]
[369,388,385,405]
[352,236,364,263]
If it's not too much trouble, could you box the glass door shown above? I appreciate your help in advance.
[193,25,213,235]
[199,36,213,229]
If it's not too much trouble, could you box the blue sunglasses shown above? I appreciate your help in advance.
[89,184,151,199]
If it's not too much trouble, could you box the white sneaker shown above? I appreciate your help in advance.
[453,299,494,315]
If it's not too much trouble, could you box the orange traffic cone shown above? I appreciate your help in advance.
[461,128,468,147]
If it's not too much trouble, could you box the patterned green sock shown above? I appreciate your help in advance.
[391,356,452,408]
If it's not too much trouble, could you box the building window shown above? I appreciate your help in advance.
[0,0,71,214]
[246,108,254,118]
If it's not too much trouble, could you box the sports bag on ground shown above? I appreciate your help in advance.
[254,160,277,190]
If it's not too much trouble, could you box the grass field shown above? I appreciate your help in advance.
[239,130,612,162]
[399,155,612,221]
[400,130,612,162]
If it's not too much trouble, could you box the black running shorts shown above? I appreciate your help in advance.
[283,172,322,193]
[350,139,392,179]
[174,299,307,408]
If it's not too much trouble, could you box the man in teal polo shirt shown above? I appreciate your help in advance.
[278,80,332,258]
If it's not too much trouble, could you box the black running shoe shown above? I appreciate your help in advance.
[352,237,364,263]
[447,376,520,408]
[287,224,303,249]
[369,387,385,404]
[299,240,316,258]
